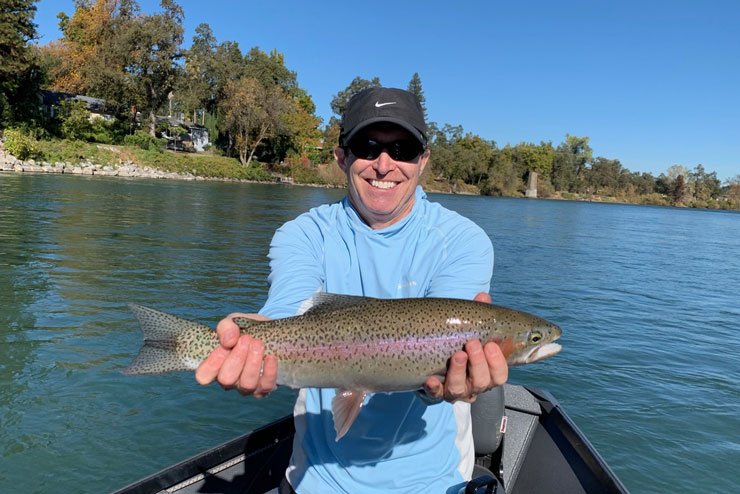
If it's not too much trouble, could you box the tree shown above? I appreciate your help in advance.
[329,76,381,126]
[551,134,592,192]
[0,0,42,125]
[671,174,687,205]
[407,72,428,123]
[689,164,721,202]
[519,142,554,197]
[586,157,624,195]
[221,76,289,166]
[123,0,184,135]
[177,23,217,123]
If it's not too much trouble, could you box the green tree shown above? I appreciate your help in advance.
[586,157,624,195]
[551,134,592,192]
[177,23,217,123]
[122,0,184,135]
[517,142,554,197]
[59,99,92,139]
[221,76,289,166]
[0,0,42,125]
[486,145,523,196]
[329,76,381,126]
[407,72,428,123]
[689,164,721,202]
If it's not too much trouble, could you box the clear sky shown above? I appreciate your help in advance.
[32,0,739,181]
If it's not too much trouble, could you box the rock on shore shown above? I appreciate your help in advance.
[0,146,207,180]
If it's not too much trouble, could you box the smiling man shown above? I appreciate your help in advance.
[196,87,508,493]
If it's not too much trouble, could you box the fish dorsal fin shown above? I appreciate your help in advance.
[331,389,367,441]
[297,292,375,316]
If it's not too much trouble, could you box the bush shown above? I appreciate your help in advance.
[3,127,39,160]
[123,131,165,152]
[59,100,92,140]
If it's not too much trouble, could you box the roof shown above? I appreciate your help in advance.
[40,90,108,113]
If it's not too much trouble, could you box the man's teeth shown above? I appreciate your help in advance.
[370,180,397,189]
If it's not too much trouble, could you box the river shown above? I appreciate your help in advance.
[1,173,738,493]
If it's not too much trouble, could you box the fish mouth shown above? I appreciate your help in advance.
[525,342,562,363]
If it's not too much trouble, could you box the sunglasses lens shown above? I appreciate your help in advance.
[390,140,423,161]
[349,139,383,160]
[348,139,422,162]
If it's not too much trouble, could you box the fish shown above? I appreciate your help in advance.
[123,293,562,440]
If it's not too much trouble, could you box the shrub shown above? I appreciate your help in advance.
[123,131,165,152]
[59,100,92,140]
[3,127,39,160]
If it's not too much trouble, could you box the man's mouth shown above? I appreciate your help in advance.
[369,179,397,190]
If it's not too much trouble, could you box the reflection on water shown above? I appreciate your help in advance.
[1,173,738,493]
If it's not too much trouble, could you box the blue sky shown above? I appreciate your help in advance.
[33,0,739,180]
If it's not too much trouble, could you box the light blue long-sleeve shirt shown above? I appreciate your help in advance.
[260,186,493,493]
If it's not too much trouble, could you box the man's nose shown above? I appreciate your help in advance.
[374,151,394,175]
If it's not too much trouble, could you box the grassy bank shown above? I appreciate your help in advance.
[5,137,739,210]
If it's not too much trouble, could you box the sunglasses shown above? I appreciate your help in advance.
[347,137,424,162]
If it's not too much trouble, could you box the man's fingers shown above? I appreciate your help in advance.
[254,355,278,399]
[216,315,243,348]
[474,291,492,304]
[465,340,491,395]
[444,351,469,402]
[237,338,265,393]
[217,334,251,388]
[423,376,444,400]
[195,345,231,385]
[484,342,508,386]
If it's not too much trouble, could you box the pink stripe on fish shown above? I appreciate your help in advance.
[272,331,483,360]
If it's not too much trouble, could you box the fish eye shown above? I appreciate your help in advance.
[529,331,543,344]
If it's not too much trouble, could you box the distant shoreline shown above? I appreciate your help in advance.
[2,146,736,210]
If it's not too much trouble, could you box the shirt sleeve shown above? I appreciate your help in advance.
[259,214,326,319]
[425,219,494,300]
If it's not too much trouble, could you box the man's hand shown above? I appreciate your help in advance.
[194,313,278,399]
[422,292,509,403]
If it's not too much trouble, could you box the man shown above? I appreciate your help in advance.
[195,87,508,493]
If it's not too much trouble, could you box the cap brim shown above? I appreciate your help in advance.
[342,117,427,147]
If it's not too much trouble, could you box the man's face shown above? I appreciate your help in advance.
[335,124,429,230]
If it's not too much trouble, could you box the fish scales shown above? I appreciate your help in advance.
[248,298,491,390]
[129,296,561,391]
[124,294,562,440]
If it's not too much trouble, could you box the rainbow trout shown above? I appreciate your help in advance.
[123,293,562,439]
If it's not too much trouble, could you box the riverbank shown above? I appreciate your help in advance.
[2,142,738,209]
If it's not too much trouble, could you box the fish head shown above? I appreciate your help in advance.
[505,320,562,366]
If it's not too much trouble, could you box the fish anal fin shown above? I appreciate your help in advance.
[331,389,367,441]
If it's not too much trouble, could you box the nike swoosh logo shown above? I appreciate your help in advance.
[375,101,397,107]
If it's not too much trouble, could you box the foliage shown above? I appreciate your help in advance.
[1,0,44,126]
[34,137,117,164]
[329,76,382,126]
[2,127,39,160]
[59,99,92,139]
[407,72,428,123]
[221,77,289,166]
[123,130,165,151]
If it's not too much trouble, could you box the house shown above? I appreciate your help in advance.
[155,115,209,152]
[39,90,115,122]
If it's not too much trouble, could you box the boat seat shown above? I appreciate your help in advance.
[470,385,543,493]
[500,385,541,490]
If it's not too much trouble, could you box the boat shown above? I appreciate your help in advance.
[113,384,629,494]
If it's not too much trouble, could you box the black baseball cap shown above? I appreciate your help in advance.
[339,87,427,148]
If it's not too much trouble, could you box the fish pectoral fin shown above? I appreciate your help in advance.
[331,389,367,441]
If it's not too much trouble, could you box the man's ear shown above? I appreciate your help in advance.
[335,146,348,172]
[418,148,430,176]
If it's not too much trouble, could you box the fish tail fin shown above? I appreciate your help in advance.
[122,304,209,375]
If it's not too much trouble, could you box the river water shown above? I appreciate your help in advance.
[1,173,738,493]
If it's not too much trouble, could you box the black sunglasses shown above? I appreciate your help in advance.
[347,137,424,162]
